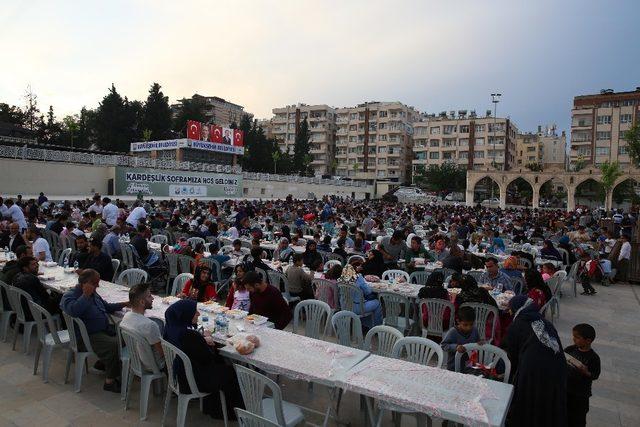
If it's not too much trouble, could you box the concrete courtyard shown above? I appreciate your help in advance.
[0,282,637,426]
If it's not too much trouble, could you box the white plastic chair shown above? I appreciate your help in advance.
[178,255,195,274]
[8,287,37,354]
[454,343,511,383]
[165,252,180,294]
[29,301,70,383]
[161,339,228,427]
[235,408,279,427]
[324,259,342,272]
[267,270,300,305]
[187,237,205,248]
[381,269,410,283]
[117,268,148,287]
[0,281,15,342]
[293,300,332,339]
[121,327,166,421]
[378,292,413,334]
[337,283,374,325]
[150,234,168,245]
[62,312,97,392]
[419,298,455,339]
[171,273,194,297]
[364,325,404,357]
[331,310,364,348]
[116,322,131,401]
[312,279,338,310]
[409,270,430,285]
[234,364,305,427]
[58,247,72,266]
[111,258,120,282]
[347,254,365,265]
[459,302,499,343]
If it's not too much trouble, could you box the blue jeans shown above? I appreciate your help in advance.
[355,300,383,328]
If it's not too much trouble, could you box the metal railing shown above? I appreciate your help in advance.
[0,143,366,187]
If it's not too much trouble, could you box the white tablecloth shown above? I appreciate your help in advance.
[337,354,513,427]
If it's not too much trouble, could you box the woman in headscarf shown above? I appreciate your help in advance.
[302,240,323,271]
[163,300,244,420]
[417,271,448,299]
[272,237,294,263]
[280,224,292,242]
[524,269,552,309]
[455,274,498,309]
[500,256,523,279]
[540,239,562,262]
[360,249,386,278]
[503,295,567,427]
[180,264,217,302]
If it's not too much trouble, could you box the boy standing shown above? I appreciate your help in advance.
[565,324,601,427]
[440,306,480,370]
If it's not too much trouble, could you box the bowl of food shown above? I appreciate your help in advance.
[245,314,268,325]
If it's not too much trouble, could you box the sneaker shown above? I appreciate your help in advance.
[103,380,121,393]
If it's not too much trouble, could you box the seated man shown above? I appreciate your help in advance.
[60,269,128,393]
[285,253,315,300]
[13,256,60,318]
[102,225,122,258]
[0,245,32,286]
[119,282,165,370]
[0,221,27,252]
[78,239,114,282]
[479,257,513,292]
[69,234,89,267]
[244,271,292,330]
[26,227,53,262]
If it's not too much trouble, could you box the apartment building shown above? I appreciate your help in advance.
[334,102,420,183]
[412,111,519,177]
[570,88,640,168]
[171,94,251,127]
[515,125,566,169]
[270,104,336,176]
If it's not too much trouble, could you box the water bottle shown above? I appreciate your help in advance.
[74,260,79,270]
[215,314,228,336]
[63,256,69,269]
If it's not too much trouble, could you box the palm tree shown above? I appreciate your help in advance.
[272,150,281,174]
[600,161,623,211]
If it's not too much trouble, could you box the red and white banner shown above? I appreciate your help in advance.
[184,120,244,155]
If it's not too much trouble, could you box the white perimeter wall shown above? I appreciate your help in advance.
[0,158,373,200]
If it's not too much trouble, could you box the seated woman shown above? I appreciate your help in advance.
[500,256,523,279]
[192,242,207,270]
[524,269,552,309]
[541,262,557,282]
[272,237,293,263]
[180,264,217,302]
[360,249,386,278]
[417,271,449,299]
[225,262,251,311]
[351,274,383,329]
[540,239,562,261]
[285,253,315,300]
[333,238,349,260]
[321,264,342,309]
[302,240,323,272]
[455,274,498,310]
[163,300,244,420]
[353,231,371,253]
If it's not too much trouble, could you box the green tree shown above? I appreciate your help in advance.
[272,149,281,174]
[413,162,466,192]
[142,82,172,140]
[600,161,624,209]
[0,103,25,125]
[76,107,95,149]
[525,162,543,172]
[23,85,42,132]
[172,95,207,134]
[293,118,311,174]
[62,114,79,148]
[625,123,640,165]
[39,106,63,145]
[94,84,142,152]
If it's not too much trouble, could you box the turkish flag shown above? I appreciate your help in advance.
[186,120,201,140]
[233,129,244,147]
[211,125,223,143]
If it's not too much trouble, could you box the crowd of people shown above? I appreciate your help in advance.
[1,191,632,426]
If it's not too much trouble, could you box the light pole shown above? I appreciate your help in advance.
[490,93,501,204]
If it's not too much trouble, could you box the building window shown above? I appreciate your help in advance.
[459,138,469,146]
[577,147,591,156]
[379,111,387,118]
[596,131,611,140]
[475,124,485,133]
[597,115,612,124]
[619,146,629,155]
[430,126,441,135]
[459,151,468,159]
[622,100,635,106]
[620,114,633,123]
[475,138,485,146]
[459,125,470,133]
[429,139,440,147]
[595,147,610,156]
[443,125,456,134]
[527,146,536,152]
[473,151,484,159]
[443,138,456,147]
[429,152,440,159]
[600,102,613,108]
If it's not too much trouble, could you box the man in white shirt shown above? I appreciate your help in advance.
[616,234,631,282]
[87,195,103,215]
[119,283,165,370]
[5,200,27,231]
[0,197,8,219]
[101,197,118,227]
[26,227,53,262]
[126,204,147,228]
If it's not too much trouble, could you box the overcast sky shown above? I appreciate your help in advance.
[1,0,639,132]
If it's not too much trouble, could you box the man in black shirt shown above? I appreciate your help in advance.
[78,239,114,282]
[0,222,26,252]
[131,225,150,263]
[50,214,67,235]
[13,256,60,318]
[69,234,89,267]
[565,323,601,427]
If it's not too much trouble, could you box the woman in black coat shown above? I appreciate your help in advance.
[163,300,244,420]
[503,295,568,427]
